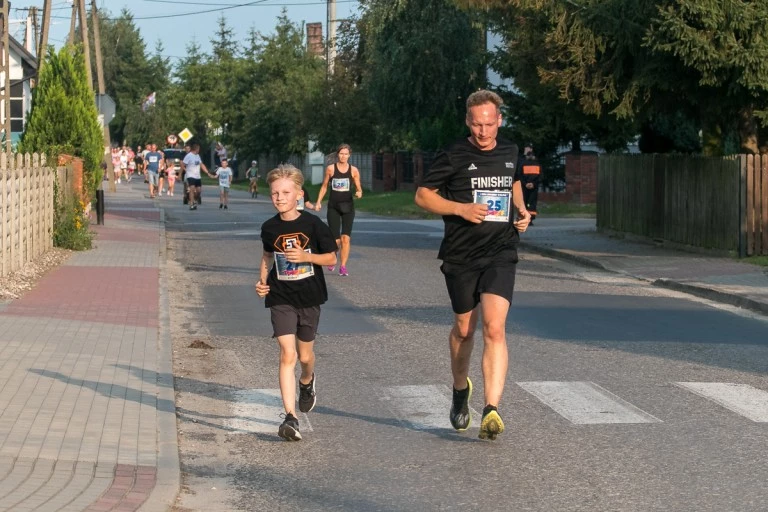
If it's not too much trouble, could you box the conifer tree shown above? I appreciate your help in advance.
[19,46,103,196]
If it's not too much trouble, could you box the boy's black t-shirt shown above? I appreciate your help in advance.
[260,211,337,308]
[420,137,522,264]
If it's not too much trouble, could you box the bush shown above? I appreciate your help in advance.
[53,183,93,251]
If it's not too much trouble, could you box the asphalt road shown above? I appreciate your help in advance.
[164,185,768,512]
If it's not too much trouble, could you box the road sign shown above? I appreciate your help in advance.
[95,94,116,122]
[178,128,194,143]
[166,134,178,146]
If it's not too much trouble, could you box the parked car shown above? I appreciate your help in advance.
[162,148,185,175]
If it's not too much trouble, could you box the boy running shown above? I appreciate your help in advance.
[255,164,337,441]
[246,160,260,198]
[211,158,233,209]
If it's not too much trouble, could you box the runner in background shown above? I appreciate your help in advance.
[314,144,363,277]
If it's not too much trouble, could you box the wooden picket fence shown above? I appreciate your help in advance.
[598,154,768,257]
[1,153,55,277]
[741,154,768,257]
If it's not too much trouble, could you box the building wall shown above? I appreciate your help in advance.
[0,49,32,143]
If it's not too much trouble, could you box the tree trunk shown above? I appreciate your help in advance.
[701,117,723,157]
[738,105,759,154]
[571,138,581,152]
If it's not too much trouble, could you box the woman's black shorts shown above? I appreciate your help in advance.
[327,202,355,238]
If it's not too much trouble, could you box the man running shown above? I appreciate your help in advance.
[414,89,531,440]
[144,143,164,198]
[181,143,208,210]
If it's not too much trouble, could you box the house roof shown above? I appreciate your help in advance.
[9,36,38,70]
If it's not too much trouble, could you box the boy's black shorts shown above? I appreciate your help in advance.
[270,304,321,341]
[440,249,518,314]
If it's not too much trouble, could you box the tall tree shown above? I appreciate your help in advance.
[456,0,768,154]
[358,0,487,150]
[90,8,152,144]
[20,46,104,196]
[231,13,325,161]
[309,18,379,153]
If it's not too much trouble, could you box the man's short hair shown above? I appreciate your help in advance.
[466,90,503,116]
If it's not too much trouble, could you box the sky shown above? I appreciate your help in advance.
[8,0,360,62]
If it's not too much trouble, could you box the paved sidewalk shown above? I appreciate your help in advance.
[520,217,768,316]
[0,181,178,511]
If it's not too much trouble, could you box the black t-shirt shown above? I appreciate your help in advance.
[329,163,354,206]
[420,137,522,264]
[261,211,338,308]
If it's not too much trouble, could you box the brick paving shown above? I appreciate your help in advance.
[0,183,177,511]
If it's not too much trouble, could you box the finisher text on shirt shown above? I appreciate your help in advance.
[470,176,515,189]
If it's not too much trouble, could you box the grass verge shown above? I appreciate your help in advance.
[537,202,596,216]
[225,178,595,220]
[744,256,768,267]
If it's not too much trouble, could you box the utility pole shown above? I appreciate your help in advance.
[91,0,104,94]
[30,7,39,55]
[91,0,113,199]
[326,0,336,76]
[38,0,51,76]
[1,0,11,152]
[68,1,77,45]
[77,0,93,91]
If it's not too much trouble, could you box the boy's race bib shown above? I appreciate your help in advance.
[332,178,350,192]
[473,190,511,222]
[275,249,314,281]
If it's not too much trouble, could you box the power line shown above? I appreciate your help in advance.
[140,0,357,5]
[49,0,357,21]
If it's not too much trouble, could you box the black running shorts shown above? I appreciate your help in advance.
[270,304,321,341]
[440,249,518,314]
[186,177,202,187]
[327,203,355,238]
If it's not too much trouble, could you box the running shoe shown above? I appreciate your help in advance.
[189,205,197,210]
[478,405,504,440]
[224,205,228,210]
[339,266,348,276]
[298,374,316,413]
[327,266,335,272]
[449,377,472,431]
[219,204,223,209]
[278,414,302,441]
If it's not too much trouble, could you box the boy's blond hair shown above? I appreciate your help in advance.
[266,164,304,189]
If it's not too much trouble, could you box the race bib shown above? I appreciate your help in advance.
[332,178,350,192]
[473,190,511,222]
[275,250,314,281]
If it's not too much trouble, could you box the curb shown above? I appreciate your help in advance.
[139,207,180,512]
[520,241,768,317]
[652,279,768,317]
[519,241,612,273]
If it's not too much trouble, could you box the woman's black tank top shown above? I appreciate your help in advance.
[329,163,353,205]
